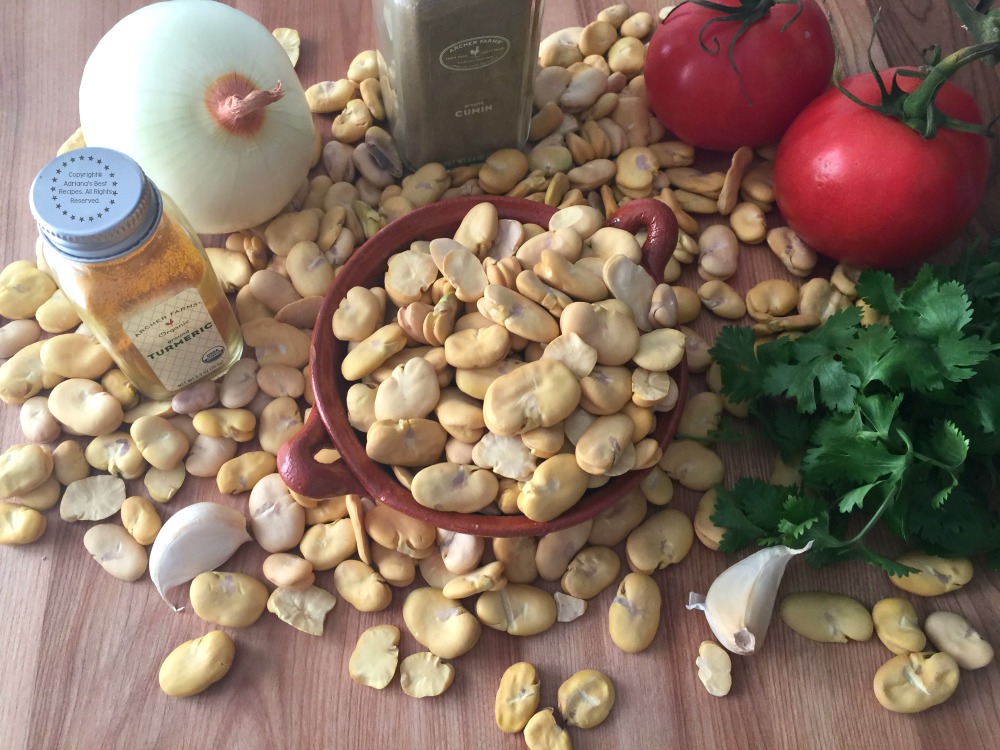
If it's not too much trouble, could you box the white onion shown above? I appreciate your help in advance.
[79,0,315,234]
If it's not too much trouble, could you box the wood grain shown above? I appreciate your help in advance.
[2,2,999,749]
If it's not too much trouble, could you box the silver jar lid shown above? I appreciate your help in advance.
[29,146,161,262]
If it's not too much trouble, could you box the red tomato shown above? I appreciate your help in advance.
[773,68,990,269]
[644,0,834,150]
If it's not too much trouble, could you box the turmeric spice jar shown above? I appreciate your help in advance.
[29,146,242,400]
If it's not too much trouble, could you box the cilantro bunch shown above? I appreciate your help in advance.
[709,240,1000,575]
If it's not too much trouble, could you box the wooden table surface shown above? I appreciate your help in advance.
[2,2,999,749]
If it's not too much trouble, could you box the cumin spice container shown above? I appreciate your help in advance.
[29,146,243,400]
[372,0,544,168]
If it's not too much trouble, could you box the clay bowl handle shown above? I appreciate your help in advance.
[607,197,678,281]
[277,405,363,500]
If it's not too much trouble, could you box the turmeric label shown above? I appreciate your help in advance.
[122,288,228,391]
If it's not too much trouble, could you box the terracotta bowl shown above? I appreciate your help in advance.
[278,195,687,537]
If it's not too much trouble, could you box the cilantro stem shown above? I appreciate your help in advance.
[835,485,897,548]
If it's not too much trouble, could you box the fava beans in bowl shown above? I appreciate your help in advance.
[278,196,687,536]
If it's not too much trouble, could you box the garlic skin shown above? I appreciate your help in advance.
[149,502,251,611]
[687,543,811,655]
[79,0,315,234]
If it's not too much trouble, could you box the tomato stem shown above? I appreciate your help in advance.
[835,7,1000,139]
[683,0,803,104]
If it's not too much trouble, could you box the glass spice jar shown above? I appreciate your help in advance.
[29,146,243,400]
[372,0,544,169]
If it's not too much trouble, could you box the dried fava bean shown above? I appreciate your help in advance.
[217,451,277,494]
[444,325,510,368]
[299,519,357,571]
[52,440,89,486]
[472,432,536,482]
[693,489,725,551]
[403,587,481,659]
[186,435,239,477]
[372,543,417,587]
[872,597,926,655]
[575,413,634,476]
[190,571,269,628]
[85,432,146,480]
[873,652,959,714]
[0,443,54,498]
[145,464,187,504]
[47,379,124,436]
[6,476,61,512]
[400,652,455,698]
[625,508,694,574]
[158,631,235,698]
[219,359,259,409]
[495,662,541,734]
[523,709,572,750]
[518,454,590,523]
[0,319,42,358]
[366,502,436,558]
[192,408,256,442]
[248,474,306,553]
[678,392,724,442]
[263,552,315,590]
[558,669,615,729]
[0,262,56,319]
[242,319,311,368]
[83,524,148,581]
[779,592,874,643]
[256,364,306,399]
[0,340,61,406]
[267,585,338,636]
[334,559,392,612]
[442,561,507,599]
[130,415,189,471]
[374,357,440,421]
[417,551,459,589]
[536,521,593,581]
[437,528,484,574]
[560,300,639,366]
[696,641,732,697]
[366,418,448,467]
[659,440,724,491]
[478,285,561,343]
[609,572,662,653]
[554,592,587,622]
[699,279,746,319]
[258,396,303,455]
[350,624,400,689]
[170,381,219,415]
[494,536,539,585]
[341,323,408,380]
[0,502,47,545]
[767,227,818,277]
[889,552,974,596]
[588,488,648,546]
[483,360,581,436]
[60,475,127,522]
[476,584,557,636]
[924,611,994,670]
[40,333,113,380]
[561,546,620,600]
[120,495,161,546]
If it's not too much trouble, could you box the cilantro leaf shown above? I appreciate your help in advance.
[709,325,766,404]
[926,420,969,469]
[856,270,899,315]
[800,435,908,488]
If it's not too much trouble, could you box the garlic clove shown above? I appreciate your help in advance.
[687,542,811,655]
[149,502,251,611]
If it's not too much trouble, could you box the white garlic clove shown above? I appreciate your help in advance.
[687,542,811,655]
[149,502,251,610]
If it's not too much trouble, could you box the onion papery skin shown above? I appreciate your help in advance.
[79,0,315,234]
